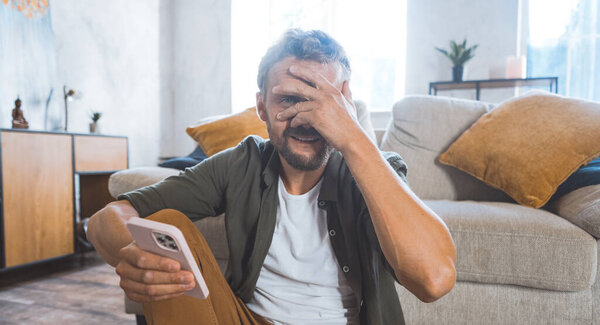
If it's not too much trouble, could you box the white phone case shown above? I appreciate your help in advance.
[126,217,209,299]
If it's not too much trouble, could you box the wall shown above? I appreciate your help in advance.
[405,0,520,100]
[51,0,161,167]
[51,0,231,165]
[167,0,232,157]
[0,3,62,132]
[371,0,520,128]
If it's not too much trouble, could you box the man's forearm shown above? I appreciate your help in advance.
[87,200,139,267]
[340,135,457,302]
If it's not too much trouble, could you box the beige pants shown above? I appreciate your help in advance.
[143,209,271,325]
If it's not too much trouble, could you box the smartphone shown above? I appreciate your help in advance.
[126,217,209,299]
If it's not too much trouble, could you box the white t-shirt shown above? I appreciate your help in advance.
[246,177,359,324]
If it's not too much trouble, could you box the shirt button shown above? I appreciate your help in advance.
[318,200,326,207]
[329,229,336,236]
[342,266,350,273]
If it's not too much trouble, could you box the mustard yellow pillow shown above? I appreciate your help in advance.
[186,107,269,157]
[438,91,600,208]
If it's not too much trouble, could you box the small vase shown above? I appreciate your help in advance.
[89,122,98,133]
[452,65,464,82]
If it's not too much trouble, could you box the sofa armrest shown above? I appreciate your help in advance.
[108,167,180,199]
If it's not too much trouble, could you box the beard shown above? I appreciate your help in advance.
[270,124,333,171]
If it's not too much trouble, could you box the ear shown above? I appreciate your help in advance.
[256,92,267,122]
[341,80,353,103]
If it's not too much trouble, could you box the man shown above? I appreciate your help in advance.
[88,29,456,324]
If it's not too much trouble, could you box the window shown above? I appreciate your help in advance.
[231,0,407,112]
[527,0,600,101]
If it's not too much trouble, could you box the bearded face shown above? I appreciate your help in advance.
[266,117,333,171]
[257,58,342,172]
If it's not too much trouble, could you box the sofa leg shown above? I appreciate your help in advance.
[135,314,147,325]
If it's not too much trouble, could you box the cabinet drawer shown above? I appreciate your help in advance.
[74,136,128,172]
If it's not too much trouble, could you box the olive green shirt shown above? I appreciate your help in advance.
[119,136,408,324]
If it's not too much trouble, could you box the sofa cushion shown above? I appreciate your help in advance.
[438,91,600,208]
[425,200,597,291]
[548,185,600,238]
[381,95,511,201]
[108,167,180,199]
[186,107,269,157]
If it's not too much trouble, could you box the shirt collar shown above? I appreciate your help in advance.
[261,140,343,203]
[261,141,281,187]
[318,150,343,203]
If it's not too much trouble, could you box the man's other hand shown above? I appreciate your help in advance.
[116,242,196,302]
[272,65,368,153]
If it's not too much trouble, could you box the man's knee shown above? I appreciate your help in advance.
[144,209,201,241]
[146,209,190,225]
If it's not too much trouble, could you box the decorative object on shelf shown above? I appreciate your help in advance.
[11,97,29,129]
[506,55,526,79]
[89,111,102,133]
[63,85,81,132]
[435,39,479,82]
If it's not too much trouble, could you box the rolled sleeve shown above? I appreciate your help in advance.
[118,147,235,221]
[382,151,408,184]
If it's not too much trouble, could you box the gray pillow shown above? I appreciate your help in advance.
[548,184,600,238]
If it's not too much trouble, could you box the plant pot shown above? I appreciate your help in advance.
[452,65,464,82]
[89,122,99,133]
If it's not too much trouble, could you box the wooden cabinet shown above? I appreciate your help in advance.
[0,130,128,269]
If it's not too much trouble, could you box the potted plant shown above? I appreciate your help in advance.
[89,111,102,133]
[435,39,478,82]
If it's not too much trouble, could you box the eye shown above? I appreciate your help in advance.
[279,96,306,106]
[280,96,297,104]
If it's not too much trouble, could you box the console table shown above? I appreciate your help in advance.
[429,77,558,100]
[0,129,128,269]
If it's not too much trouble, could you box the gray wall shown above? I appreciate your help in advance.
[51,0,161,167]
[405,0,520,100]
[167,0,231,157]
[51,0,231,165]
[372,0,520,128]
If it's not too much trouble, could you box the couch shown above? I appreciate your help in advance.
[109,95,600,324]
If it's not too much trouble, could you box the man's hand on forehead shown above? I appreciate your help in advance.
[271,64,364,152]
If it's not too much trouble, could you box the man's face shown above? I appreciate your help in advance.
[256,57,343,171]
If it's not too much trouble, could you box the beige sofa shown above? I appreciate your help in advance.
[109,95,600,324]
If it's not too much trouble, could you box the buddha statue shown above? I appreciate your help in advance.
[12,98,29,129]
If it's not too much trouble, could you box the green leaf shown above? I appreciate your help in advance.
[436,39,478,66]
[435,47,449,57]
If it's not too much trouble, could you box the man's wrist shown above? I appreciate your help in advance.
[339,129,379,161]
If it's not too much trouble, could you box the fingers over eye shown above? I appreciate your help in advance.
[289,112,312,128]
[272,80,320,100]
[277,101,314,121]
[288,65,337,92]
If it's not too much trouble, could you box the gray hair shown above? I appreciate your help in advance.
[257,29,351,95]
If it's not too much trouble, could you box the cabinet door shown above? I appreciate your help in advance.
[74,136,128,172]
[1,132,74,267]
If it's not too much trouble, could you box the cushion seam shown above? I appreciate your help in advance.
[450,229,592,242]
[458,270,590,287]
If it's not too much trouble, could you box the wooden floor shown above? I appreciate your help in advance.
[0,252,135,325]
